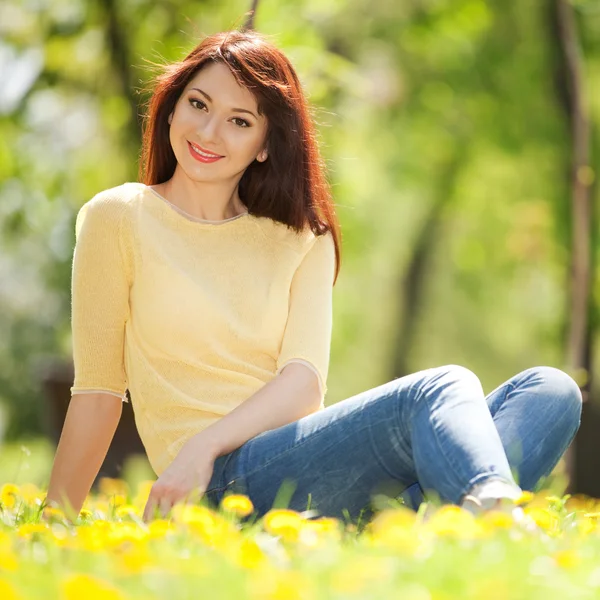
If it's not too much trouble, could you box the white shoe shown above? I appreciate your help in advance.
[460,480,538,532]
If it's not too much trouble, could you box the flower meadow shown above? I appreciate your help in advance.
[2,480,600,600]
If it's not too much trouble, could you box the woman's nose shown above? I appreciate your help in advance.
[198,115,221,143]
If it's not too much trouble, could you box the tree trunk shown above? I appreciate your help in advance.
[389,145,467,378]
[552,0,595,494]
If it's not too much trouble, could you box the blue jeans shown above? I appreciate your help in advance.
[203,365,582,523]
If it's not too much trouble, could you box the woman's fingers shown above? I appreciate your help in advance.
[159,495,173,519]
[142,495,158,522]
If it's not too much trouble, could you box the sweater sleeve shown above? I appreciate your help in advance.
[69,191,133,401]
[276,231,336,398]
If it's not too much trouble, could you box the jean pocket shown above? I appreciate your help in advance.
[203,478,238,506]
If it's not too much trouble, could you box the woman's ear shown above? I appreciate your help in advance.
[168,112,173,125]
[257,149,268,162]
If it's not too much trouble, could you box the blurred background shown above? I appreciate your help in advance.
[0,0,598,497]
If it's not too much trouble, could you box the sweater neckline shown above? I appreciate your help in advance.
[138,183,250,225]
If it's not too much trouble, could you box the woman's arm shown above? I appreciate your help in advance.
[45,393,123,519]
[195,362,322,460]
[51,190,133,519]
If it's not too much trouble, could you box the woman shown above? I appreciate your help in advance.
[46,30,582,526]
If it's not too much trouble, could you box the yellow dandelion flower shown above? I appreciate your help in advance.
[0,533,17,571]
[0,578,21,600]
[330,555,394,594]
[98,478,129,498]
[0,532,12,550]
[120,542,152,574]
[298,517,342,548]
[61,573,125,600]
[515,491,534,506]
[172,504,215,526]
[233,537,267,570]
[173,504,238,546]
[578,517,597,536]
[76,523,114,552]
[262,509,305,543]
[364,507,418,554]
[554,550,580,569]
[132,481,154,508]
[111,494,128,509]
[107,523,148,549]
[19,484,41,506]
[17,523,50,539]
[565,494,596,512]
[115,504,139,519]
[305,517,340,534]
[524,507,558,532]
[221,494,254,517]
[0,550,18,572]
[247,568,314,600]
[368,506,416,534]
[148,519,176,539]
[425,506,483,539]
[480,510,515,531]
[42,506,66,521]
[1,485,20,510]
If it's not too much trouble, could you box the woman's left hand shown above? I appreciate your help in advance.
[142,435,218,522]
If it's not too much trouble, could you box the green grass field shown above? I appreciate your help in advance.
[1,439,598,600]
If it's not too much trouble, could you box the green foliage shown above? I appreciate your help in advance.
[0,0,598,438]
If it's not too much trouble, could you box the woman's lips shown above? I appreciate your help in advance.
[187,141,224,163]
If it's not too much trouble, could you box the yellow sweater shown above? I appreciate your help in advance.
[70,182,335,475]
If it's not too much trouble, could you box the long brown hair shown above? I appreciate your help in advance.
[139,30,341,283]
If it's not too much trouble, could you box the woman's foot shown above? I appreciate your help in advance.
[459,479,538,532]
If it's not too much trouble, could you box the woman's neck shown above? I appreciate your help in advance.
[157,169,247,221]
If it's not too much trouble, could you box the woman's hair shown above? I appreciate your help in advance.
[139,30,341,282]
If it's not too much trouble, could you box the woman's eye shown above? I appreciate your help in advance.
[189,98,207,110]
[232,117,250,128]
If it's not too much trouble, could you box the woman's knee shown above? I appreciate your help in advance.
[429,364,483,391]
[406,364,484,406]
[526,366,583,426]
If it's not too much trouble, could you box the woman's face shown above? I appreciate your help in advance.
[168,61,269,183]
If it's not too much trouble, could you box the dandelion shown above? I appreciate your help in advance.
[221,494,254,517]
[0,578,21,600]
[173,504,239,547]
[330,555,394,594]
[115,504,140,520]
[262,509,305,543]
[247,567,314,600]
[120,542,152,574]
[365,507,418,554]
[132,481,154,508]
[1,485,20,510]
[98,478,129,498]
[554,550,580,570]
[61,573,125,600]
[515,491,534,506]
[16,523,49,539]
[480,510,515,531]
[227,537,267,570]
[524,507,559,532]
[0,550,18,572]
[148,519,176,539]
[41,506,66,522]
[424,506,483,539]
[19,484,42,505]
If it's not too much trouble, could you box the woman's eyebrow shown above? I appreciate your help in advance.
[188,87,257,118]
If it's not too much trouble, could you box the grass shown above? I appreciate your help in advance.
[1,440,599,599]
